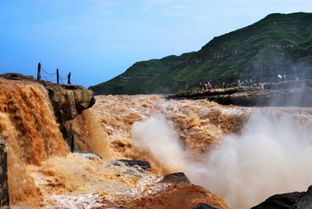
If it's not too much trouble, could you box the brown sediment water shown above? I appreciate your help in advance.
[89,95,248,170]
[0,80,230,208]
[67,109,112,159]
[0,78,69,206]
[89,95,312,209]
[26,153,228,209]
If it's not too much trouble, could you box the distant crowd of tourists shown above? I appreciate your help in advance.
[198,80,236,90]
[197,73,300,90]
[199,81,212,90]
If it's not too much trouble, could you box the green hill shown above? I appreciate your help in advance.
[90,12,312,95]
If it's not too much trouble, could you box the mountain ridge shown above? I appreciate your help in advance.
[90,12,312,95]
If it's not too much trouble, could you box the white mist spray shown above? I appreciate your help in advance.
[132,115,186,172]
[187,113,312,208]
[132,112,312,209]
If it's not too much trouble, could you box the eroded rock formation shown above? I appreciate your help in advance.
[0,73,96,148]
[43,82,95,148]
[43,82,95,126]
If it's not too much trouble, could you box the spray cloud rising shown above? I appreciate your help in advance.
[132,112,312,209]
[132,115,186,172]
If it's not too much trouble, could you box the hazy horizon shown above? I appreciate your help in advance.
[1,0,312,87]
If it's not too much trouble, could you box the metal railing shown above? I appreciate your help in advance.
[37,62,71,84]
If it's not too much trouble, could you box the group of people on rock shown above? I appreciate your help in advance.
[199,81,212,90]
[198,73,301,91]
[198,79,253,90]
[198,80,232,90]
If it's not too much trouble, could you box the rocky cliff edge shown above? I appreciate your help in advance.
[0,73,95,146]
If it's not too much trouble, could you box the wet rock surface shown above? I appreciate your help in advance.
[123,183,229,209]
[115,159,151,170]
[252,186,312,209]
[160,172,191,184]
[0,142,9,208]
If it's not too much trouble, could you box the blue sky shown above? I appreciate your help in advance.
[0,0,312,87]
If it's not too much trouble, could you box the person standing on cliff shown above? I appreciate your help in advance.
[208,81,212,88]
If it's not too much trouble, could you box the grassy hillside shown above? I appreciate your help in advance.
[90,12,312,95]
